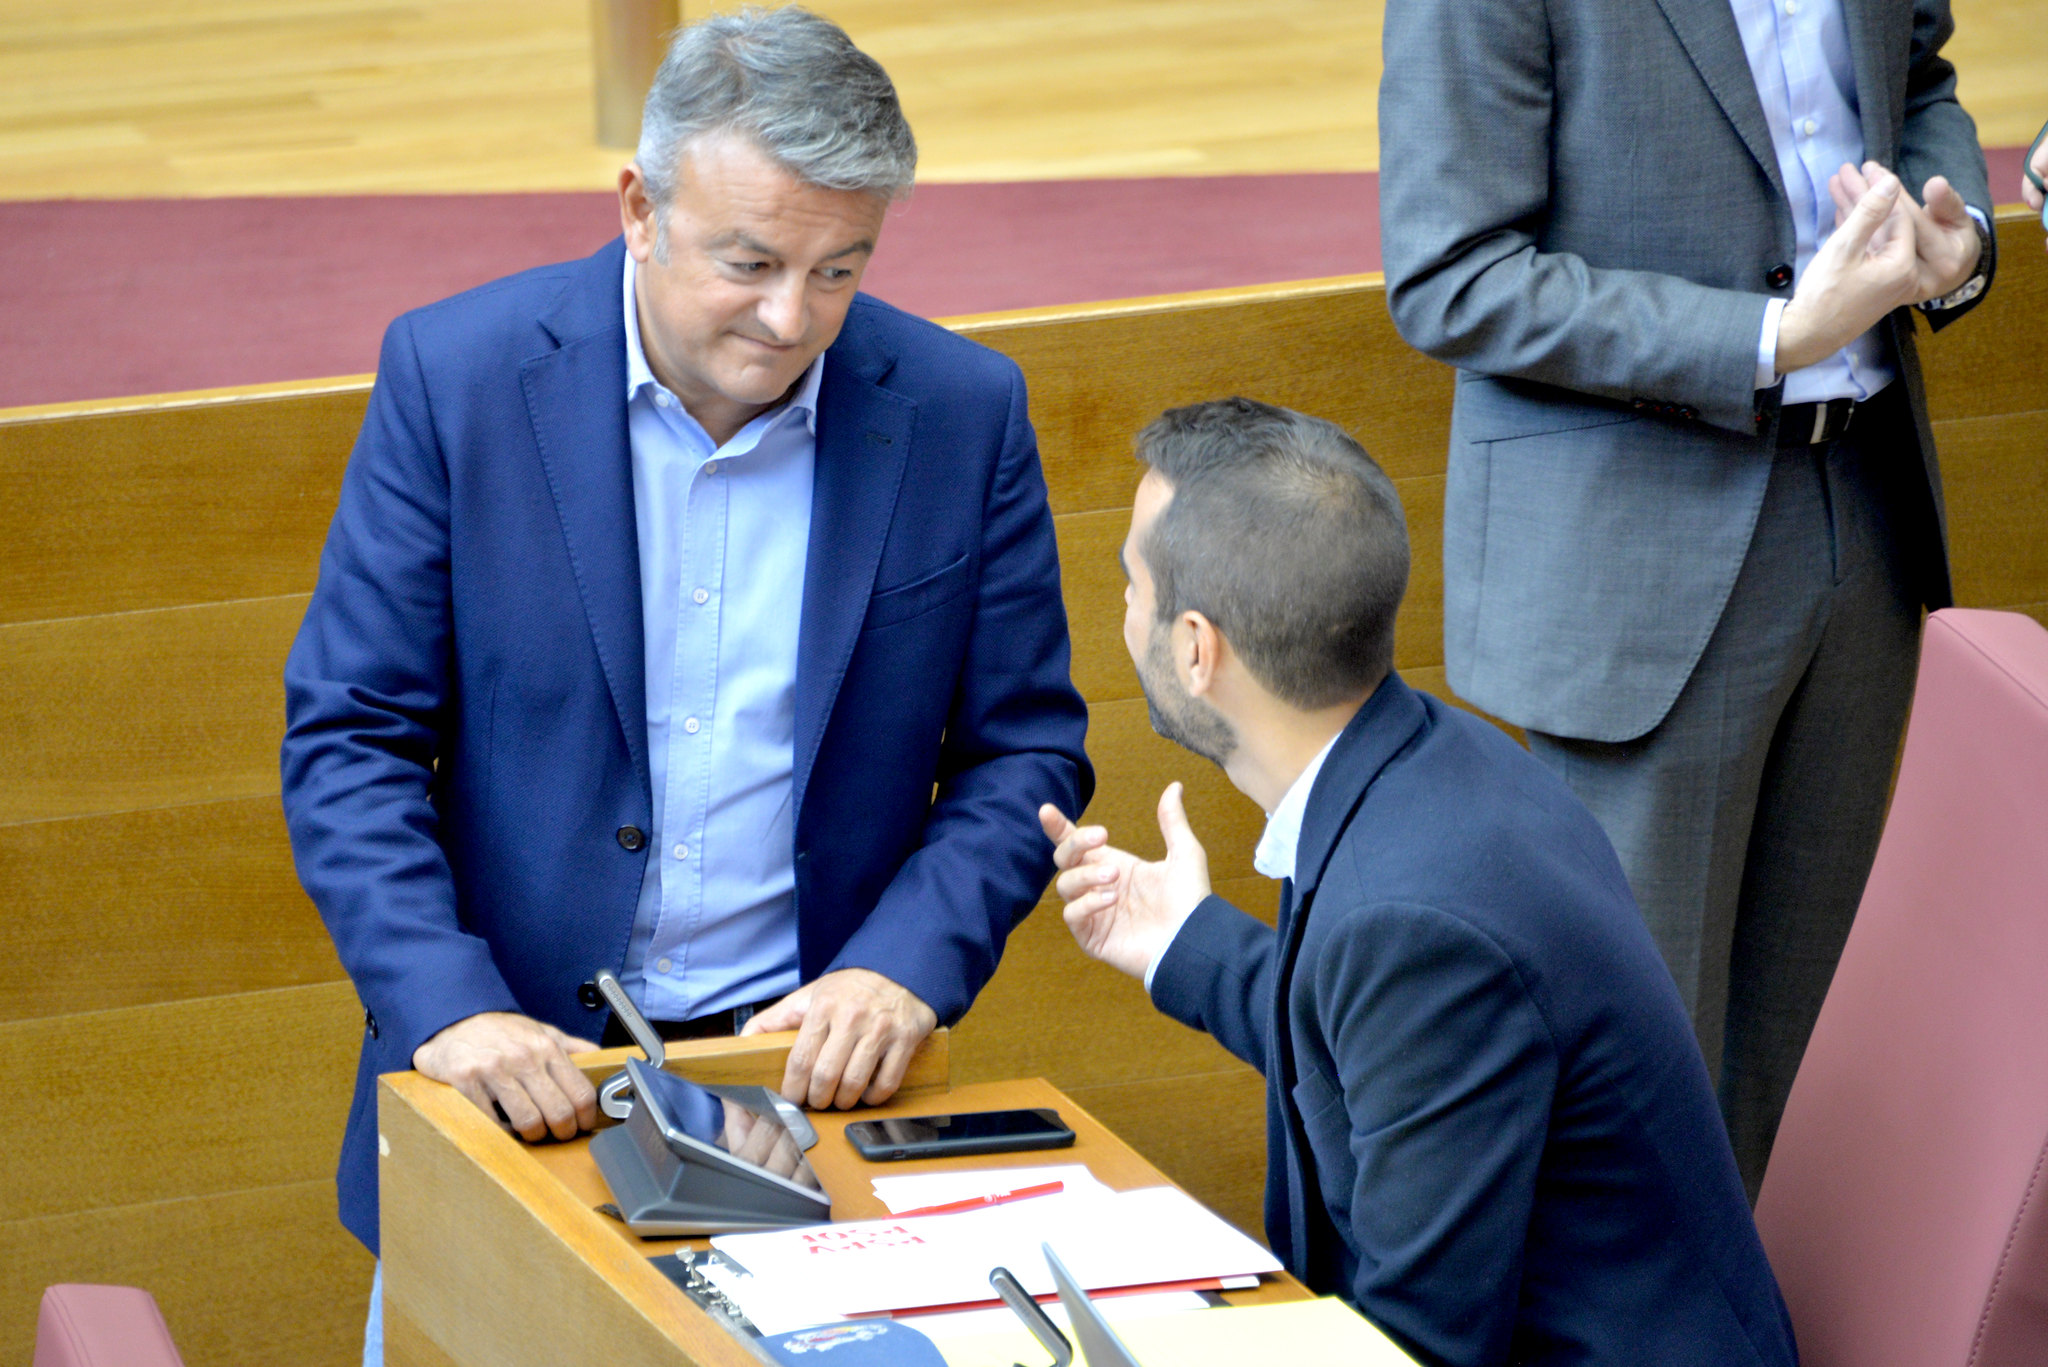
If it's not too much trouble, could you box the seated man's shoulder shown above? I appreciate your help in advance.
[1328,696,1681,1017]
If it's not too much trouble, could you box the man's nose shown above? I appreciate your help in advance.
[756,277,807,342]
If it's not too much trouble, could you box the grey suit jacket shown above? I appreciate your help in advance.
[1379,0,1993,741]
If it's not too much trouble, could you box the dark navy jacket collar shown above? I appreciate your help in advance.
[1293,672,1430,900]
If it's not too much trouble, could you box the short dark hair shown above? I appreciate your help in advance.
[1135,397,1409,709]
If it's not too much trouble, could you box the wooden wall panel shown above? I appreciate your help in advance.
[0,982,360,1223]
[955,280,1456,515]
[0,1181,372,1367]
[1067,1067,1272,1242]
[0,798,333,1022]
[1935,410,2048,610]
[0,382,364,626]
[1053,507,1143,703]
[0,594,304,824]
[1918,217,2048,424]
[1080,698,1268,881]
[953,874,1280,1093]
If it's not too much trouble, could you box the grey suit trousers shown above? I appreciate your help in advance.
[1527,386,1926,1198]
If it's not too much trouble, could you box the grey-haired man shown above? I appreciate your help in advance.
[280,9,1090,1356]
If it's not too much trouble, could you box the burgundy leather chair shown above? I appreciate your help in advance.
[1755,608,2048,1367]
[33,1285,185,1367]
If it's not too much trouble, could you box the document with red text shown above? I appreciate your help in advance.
[709,1184,1281,1318]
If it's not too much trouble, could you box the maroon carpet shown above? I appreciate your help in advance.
[0,174,1377,409]
[0,146,2030,410]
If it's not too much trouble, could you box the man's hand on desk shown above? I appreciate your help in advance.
[412,1011,599,1142]
[742,967,938,1111]
[1040,784,1212,982]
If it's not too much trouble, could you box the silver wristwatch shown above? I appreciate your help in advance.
[1918,210,1993,313]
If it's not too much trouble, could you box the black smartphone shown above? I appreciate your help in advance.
[844,1107,1076,1161]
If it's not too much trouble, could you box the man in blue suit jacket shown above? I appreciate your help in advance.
[1043,399,1793,1366]
[282,8,1089,1266]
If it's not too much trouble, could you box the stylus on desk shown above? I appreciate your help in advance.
[897,1180,1065,1217]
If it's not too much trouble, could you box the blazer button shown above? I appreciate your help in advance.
[616,825,645,852]
[578,980,603,1010]
[1765,263,1793,290]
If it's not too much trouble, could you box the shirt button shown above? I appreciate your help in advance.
[656,392,672,408]
[684,716,701,734]
[1802,118,1818,136]
[1783,0,1797,13]
[656,957,673,974]
[692,588,709,605]
[673,843,689,860]
[703,460,720,475]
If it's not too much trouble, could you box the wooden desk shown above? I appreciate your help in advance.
[378,1034,1308,1366]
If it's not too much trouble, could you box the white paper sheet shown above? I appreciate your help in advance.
[712,1185,1281,1318]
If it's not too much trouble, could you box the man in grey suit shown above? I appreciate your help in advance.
[1378,0,1995,1193]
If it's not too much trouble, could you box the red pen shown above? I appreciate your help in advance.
[895,1180,1065,1217]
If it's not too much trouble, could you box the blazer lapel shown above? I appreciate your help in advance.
[1650,0,1789,206]
[1270,675,1432,1284]
[1270,875,1320,1280]
[1839,0,1906,165]
[520,240,650,799]
[793,307,917,817]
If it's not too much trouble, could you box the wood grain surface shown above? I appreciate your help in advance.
[0,981,361,1222]
[381,1073,728,1367]
[383,1061,1311,1364]
[569,1028,952,1096]
[0,385,362,625]
[1,0,2040,197]
[0,796,335,1022]
[0,1181,372,1367]
[0,594,305,823]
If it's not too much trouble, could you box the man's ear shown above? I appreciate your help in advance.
[619,164,657,263]
[1178,611,1223,697]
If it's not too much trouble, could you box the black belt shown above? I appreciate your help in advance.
[598,995,781,1047]
[1777,396,1859,448]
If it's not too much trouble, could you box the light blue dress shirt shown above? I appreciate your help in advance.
[1729,0,1893,402]
[619,253,819,1020]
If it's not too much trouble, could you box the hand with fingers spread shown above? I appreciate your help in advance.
[1826,160,1981,303]
[741,966,937,1111]
[1039,783,1213,982]
[1775,169,1922,374]
[411,1011,600,1142]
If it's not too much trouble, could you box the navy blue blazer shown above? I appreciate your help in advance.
[281,239,1092,1253]
[1152,676,1795,1367]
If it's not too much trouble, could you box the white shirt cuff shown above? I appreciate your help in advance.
[1756,296,1787,390]
[1141,903,1202,994]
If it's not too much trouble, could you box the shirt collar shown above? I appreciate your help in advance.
[1253,734,1341,883]
[622,252,824,437]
